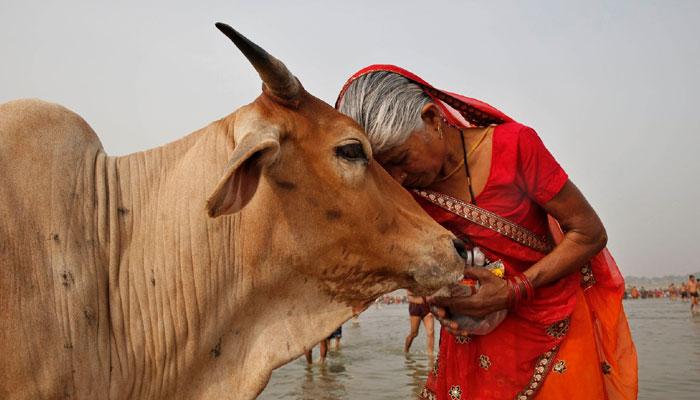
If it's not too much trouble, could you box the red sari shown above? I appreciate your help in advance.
[416,122,637,400]
[337,65,638,399]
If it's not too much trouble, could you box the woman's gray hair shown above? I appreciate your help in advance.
[338,71,432,154]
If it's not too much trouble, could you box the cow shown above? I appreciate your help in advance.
[0,23,466,399]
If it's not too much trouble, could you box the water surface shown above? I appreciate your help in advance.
[260,299,700,399]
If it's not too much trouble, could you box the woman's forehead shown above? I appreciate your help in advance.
[375,129,426,162]
[375,149,398,164]
[377,141,410,161]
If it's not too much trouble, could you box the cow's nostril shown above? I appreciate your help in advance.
[453,238,468,260]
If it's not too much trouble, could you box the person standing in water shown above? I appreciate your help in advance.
[405,290,435,354]
[304,324,343,364]
[304,340,329,364]
[328,325,342,350]
[669,283,679,300]
[688,275,699,314]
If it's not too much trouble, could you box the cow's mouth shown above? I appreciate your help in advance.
[408,264,464,296]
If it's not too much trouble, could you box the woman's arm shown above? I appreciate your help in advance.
[430,180,607,328]
[524,180,607,288]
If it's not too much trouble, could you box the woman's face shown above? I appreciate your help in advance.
[376,128,446,188]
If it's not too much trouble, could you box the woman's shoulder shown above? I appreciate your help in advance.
[496,121,537,137]
[495,122,548,153]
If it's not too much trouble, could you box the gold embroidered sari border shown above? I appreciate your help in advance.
[413,190,554,254]
[514,345,560,400]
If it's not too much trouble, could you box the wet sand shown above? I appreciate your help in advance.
[260,299,700,399]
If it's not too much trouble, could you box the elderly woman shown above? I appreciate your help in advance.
[336,65,637,400]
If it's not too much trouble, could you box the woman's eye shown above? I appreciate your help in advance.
[335,142,368,162]
[395,152,408,166]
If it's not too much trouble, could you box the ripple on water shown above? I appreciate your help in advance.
[259,299,700,400]
[626,299,700,400]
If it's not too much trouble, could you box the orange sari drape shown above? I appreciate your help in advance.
[538,221,638,399]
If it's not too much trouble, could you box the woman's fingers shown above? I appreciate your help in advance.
[431,293,482,313]
[429,305,447,319]
[441,320,469,336]
[433,315,465,335]
[449,328,470,337]
[429,270,509,318]
[463,266,496,281]
[427,305,455,328]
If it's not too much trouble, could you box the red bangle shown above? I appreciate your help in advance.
[506,273,536,309]
[518,273,535,301]
[506,277,521,309]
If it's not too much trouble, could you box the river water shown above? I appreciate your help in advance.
[259,298,700,399]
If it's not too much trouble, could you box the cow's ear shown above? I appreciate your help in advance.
[206,129,280,217]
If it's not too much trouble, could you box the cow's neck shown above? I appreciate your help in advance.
[105,120,353,399]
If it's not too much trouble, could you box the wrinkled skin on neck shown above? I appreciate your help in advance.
[186,92,463,398]
[0,63,464,400]
[109,91,465,399]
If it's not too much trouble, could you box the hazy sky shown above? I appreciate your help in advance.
[2,0,699,277]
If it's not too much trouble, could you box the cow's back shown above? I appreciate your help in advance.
[0,99,110,399]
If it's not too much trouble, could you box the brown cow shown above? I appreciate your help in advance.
[0,23,465,399]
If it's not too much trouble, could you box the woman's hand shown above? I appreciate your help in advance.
[428,267,510,335]
[430,306,471,337]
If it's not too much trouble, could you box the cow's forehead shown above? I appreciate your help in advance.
[302,94,368,137]
[247,92,367,141]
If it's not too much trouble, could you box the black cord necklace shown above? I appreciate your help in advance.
[459,130,477,205]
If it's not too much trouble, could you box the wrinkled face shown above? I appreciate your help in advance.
[376,127,447,188]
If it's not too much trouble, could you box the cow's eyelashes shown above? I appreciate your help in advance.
[335,142,368,163]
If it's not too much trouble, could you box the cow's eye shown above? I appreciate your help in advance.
[335,142,368,162]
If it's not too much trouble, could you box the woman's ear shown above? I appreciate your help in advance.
[420,102,442,130]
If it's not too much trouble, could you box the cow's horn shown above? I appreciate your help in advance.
[215,22,302,103]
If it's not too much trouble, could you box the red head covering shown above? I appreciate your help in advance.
[335,64,514,128]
